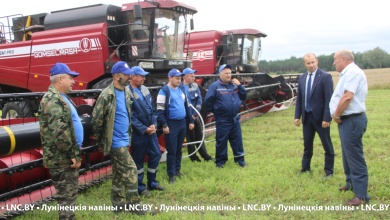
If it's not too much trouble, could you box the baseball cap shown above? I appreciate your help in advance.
[111,61,133,75]
[168,68,184,77]
[131,66,149,76]
[182,67,197,75]
[218,64,232,74]
[50,63,79,77]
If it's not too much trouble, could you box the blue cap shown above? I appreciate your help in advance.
[111,61,133,75]
[168,68,184,77]
[131,66,149,76]
[182,67,197,75]
[50,63,79,77]
[218,64,232,73]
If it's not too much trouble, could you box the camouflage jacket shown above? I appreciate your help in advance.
[38,85,81,168]
[92,82,132,155]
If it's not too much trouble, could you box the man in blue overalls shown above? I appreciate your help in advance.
[128,66,165,197]
[204,64,247,168]
[180,67,214,162]
[156,69,194,183]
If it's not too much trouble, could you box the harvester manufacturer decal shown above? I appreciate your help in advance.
[79,38,101,52]
[0,46,30,59]
[186,50,213,61]
[33,38,102,58]
[0,38,102,59]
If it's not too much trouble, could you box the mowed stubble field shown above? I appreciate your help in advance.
[329,68,390,89]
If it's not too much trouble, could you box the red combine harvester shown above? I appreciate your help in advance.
[0,1,297,218]
[184,29,298,125]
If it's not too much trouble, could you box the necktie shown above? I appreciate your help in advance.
[306,73,312,112]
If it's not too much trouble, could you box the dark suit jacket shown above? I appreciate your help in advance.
[294,68,333,124]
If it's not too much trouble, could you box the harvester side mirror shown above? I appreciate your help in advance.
[190,18,194,30]
[227,32,234,45]
[258,39,262,51]
[133,4,142,20]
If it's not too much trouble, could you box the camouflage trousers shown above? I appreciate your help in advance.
[110,146,140,209]
[49,167,79,220]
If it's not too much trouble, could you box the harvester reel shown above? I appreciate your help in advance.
[246,82,262,100]
[201,77,218,90]
[1,101,34,119]
[92,78,113,90]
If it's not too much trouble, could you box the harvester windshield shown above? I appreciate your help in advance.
[242,35,261,65]
[153,9,186,59]
[227,34,261,66]
[126,8,186,60]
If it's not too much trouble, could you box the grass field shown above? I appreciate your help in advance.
[14,91,389,220]
[9,68,390,219]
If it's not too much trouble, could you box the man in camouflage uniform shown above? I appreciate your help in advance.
[92,61,147,215]
[39,63,83,220]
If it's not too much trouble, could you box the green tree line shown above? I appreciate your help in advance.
[259,47,390,74]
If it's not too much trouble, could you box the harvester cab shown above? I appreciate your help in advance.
[220,30,264,74]
[111,1,197,84]
[185,29,269,88]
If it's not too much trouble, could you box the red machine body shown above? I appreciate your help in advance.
[0,23,109,92]
[0,1,197,118]
[186,29,267,75]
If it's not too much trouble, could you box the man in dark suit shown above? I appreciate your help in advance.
[294,53,335,178]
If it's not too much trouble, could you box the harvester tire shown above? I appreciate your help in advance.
[92,78,113,90]
[1,101,34,119]
[202,78,216,90]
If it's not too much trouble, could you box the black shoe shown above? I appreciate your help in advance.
[216,163,224,168]
[323,173,333,180]
[175,171,184,178]
[339,185,353,192]
[237,161,247,167]
[190,157,201,162]
[204,157,215,162]
[149,185,165,191]
[139,189,151,197]
[169,176,176,184]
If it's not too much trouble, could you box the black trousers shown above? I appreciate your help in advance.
[302,112,335,175]
[186,117,212,160]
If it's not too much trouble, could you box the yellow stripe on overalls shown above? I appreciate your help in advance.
[1,126,16,156]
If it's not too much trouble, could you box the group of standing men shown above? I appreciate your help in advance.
[39,61,247,219]
[294,50,369,206]
[38,48,369,220]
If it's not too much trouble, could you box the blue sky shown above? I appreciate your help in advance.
[1,0,389,61]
